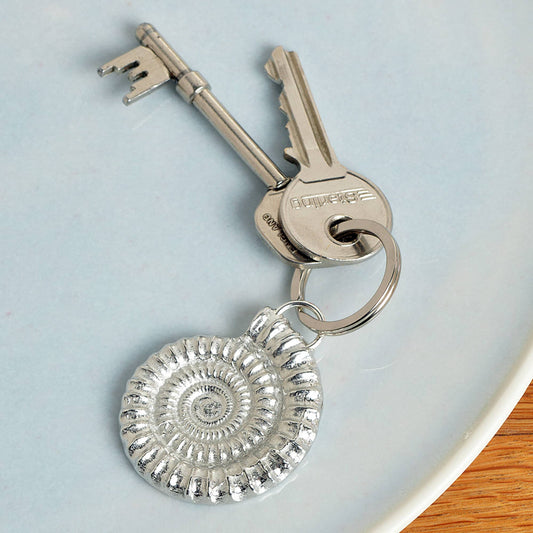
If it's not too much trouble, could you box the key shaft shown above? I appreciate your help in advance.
[138,24,289,190]
[115,23,289,190]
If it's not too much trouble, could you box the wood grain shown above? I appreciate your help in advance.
[404,382,533,531]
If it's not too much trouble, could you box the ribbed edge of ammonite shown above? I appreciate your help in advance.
[119,307,323,504]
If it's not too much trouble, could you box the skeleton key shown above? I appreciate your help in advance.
[266,47,393,263]
[98,23,319,267]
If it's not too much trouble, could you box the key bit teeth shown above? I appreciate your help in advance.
[98,45,171,104]
[98,46,146,75]
[123,75,168,105]
[127,64,149,82]
[98,58,136,77]
[97,64,114,77]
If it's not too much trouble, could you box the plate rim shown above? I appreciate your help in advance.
[370,335,533,532]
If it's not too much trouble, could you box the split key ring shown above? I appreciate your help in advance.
[290,220,401,336]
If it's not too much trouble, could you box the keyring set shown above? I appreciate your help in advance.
[98,23,401,504]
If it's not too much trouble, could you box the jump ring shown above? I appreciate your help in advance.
[276,300,326,350]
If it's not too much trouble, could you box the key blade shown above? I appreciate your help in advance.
[266,47,342,179]
[98,46,171,105]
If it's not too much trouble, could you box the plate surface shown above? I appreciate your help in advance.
[1,1,532,532]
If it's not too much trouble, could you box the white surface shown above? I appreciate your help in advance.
[1,1,532,532]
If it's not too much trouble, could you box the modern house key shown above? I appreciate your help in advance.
[266,47,393,263]
[98,23,319,267]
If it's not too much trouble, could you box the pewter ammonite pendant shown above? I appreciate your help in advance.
[120,307,323,504]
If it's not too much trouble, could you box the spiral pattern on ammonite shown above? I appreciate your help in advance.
[120,307,323,504]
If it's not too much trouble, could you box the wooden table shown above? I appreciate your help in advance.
[404,382,533,531]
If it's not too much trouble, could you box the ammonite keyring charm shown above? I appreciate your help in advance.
[120,303,324,504]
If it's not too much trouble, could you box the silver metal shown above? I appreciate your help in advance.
[275,300,325,349]
[266,47,393,263]
[290,220,401,335]
[254,189,320,267]
[98,23,289,191]
[98,45,171,102]
[280,171,392,263]
[265,47,345,182]
[120,306,322,503]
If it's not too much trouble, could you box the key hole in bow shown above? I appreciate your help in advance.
[328,216,364,248]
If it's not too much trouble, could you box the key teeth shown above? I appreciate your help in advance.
[266,45,339,171]
[283,147,299,165]
[98,47,146,76]
[279,93,289,117]
[123,76,166,105]
[264,58,279,83]
[98,45,171,104]
[97,64,113,77]
[264,46,286,82]
[127,64,149,83]
[265,47,306,169]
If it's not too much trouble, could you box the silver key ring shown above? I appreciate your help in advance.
[290,220,401,335]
